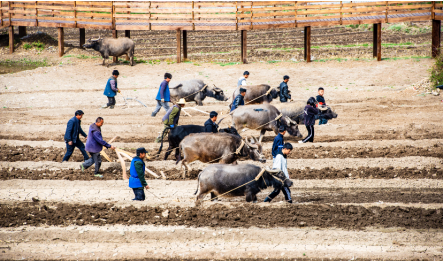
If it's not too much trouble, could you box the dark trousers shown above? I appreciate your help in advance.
[107,97,116,107]
[266,186,292,203]
[82,152,102,174]
[132,188,145,201]
[302,125,314,143]
[62,140,89,162]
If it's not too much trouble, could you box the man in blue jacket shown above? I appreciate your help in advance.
[62,110,89,162]
[230,88,246,112]
[81,117,115,178]
[279,75,292,102]
[102,70,120,109]
[272,125,286,158]
[204,111,219,133]
[129,147,150,201]
[151,73,172,117]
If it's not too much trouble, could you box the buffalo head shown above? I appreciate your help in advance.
[270,88,279,99]
[266,168,293,188]
[318,106,338,120]
[281,116,302,138]
[219,127,240,136]
[83,36,103,49]
[245,136,266,163]
[209,86,229,102]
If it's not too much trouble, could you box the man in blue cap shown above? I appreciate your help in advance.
[129,147,150,201]
[102,70,120,109]
[62,110,89,162]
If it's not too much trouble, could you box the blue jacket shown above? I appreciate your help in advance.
[85,123,111,153]
[64,116,87,143]
[279,82,291,102]
[129,157,146,188]
[231,94,244,112]
[272,133,284,158]
[155,80,171,102]
[103,76,118,97]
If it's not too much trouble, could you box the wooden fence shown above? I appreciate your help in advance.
[1,1,442,62]
[1,1,440,31]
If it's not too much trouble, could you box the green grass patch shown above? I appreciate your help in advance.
[216,62,239,66]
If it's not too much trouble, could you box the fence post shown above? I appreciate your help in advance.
[304,26,311,62]
[79,28,85,48]
[112,29,118,62]
[9,26,14,54]
[241,30,247,64]
[58,27,64,57]
[125,30,130,38]
[373,23,378,57]
[375,23,381,61]
[432,19,441,58]
[176,29,181,63]
[183,30,188,60]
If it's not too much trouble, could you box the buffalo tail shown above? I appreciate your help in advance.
[155,127,170,156]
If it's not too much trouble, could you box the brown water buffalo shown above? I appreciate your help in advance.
[170,79,228,106]
[229,85,280,108]
[179,133,266,178]
[83,36,135,66]
[229,104,302,143]
[275,102,338,125]
[195,164,293,204]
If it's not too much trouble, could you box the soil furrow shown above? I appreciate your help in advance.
[1,202,442,229]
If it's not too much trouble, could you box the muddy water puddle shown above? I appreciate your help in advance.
[0,62,44,75]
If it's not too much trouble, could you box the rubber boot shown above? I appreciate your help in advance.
[264,197,272,203]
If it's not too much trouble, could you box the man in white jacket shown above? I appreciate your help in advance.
[264,143,293,203]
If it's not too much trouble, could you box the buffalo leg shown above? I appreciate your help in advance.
[130,55,134,66]
[245,192,254,202]
[258,129,266,143]
[164,146,172,160]
[175,148,182,162]
[210,192,218,202]
[252,194,258,203]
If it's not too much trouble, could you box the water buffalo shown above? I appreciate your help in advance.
[275,103,338,125]
[83,36,135,66]
[179,133,266,178]
[195,164,293,203]
[170,79,228,106]
[156,125,239,162]
[229,84,280,108]
[229,104,302,143]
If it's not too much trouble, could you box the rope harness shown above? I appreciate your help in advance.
[241,113,283,133]
[202,168,287,202]
[201,139,250,165]
[181,84,208,100]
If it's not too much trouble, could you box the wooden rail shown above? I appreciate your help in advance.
[1,1,442,62]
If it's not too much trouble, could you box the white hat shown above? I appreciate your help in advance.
[177,98,186,105]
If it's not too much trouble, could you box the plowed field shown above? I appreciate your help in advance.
[0,51,442,260]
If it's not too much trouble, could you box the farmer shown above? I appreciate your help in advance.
[204,111,219,133]
[316,87,328,125]
[62,110,89,162]
[271,125,286,158]
[264,143,293,203]
[102,70,120,109]
[230,88,246,112]
[151,73,172,117]
[155,98,186,143]
[129,147,150,201]
[279,75,292,102]
[299,97,319,143]
[237,71,249,87]
[81,117,115,178]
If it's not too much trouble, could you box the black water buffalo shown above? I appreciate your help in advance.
[83,36,135,66]
[229,84,280,108]
[229,104,302,143]
[179,133,266,178]
[195,164,293,203]
[276,103,338,125]
[156,125,239,162]
[170,79,228,106]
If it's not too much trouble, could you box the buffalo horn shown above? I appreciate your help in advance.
[245,137,258,149]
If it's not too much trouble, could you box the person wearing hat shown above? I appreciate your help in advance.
[238,71,249,87]
[230,88,246,112]
[102,70,120,109]
[204,111,219,133]
[129,147,150,201]
[279,75,292,103]
[152,73,172,117]
[155,98,186,143]
[62,110,89,162]
[272,125,286,158]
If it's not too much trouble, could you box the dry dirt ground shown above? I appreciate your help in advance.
[0,55,443,261]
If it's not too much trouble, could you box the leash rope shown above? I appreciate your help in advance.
[181,84,208,100]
